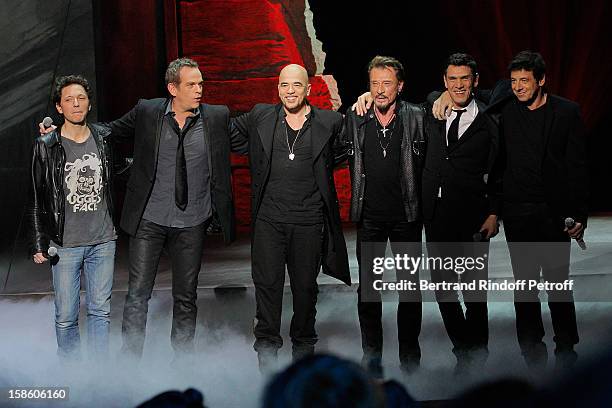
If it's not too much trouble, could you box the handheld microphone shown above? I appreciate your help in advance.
[46,246,59,260]
[42,116,54,129]
[564,217,586,250]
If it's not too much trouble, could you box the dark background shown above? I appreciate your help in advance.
[1,0,610,292]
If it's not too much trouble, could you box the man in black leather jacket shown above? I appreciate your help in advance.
[29,75,117,361]
[344,56,426,377]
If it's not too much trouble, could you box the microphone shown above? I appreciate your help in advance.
[564,217,586,250]
[44,246,59,261]
[42,116,54,129]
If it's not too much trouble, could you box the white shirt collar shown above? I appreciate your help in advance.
[447,97,478,122]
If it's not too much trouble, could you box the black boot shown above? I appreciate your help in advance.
[257,348,278,375]
[361,353,384,379]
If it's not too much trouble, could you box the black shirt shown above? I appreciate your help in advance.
[257,111,324,224]
[502,99,548,207]
[363,115,406,221]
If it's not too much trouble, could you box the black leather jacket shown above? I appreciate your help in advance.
[343,100,426,223]
[28,123,115,254]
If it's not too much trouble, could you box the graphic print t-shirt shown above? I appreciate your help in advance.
[59,135,116,247]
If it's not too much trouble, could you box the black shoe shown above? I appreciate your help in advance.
[468,346,489,371]
[362,354,384,379]
[523,343,548,374]
[452,346,471,378]
[400,359,420,376]
[257,349,278,375]
[554,348,577,372]
[453,356,472,378]
[292,345,315,362]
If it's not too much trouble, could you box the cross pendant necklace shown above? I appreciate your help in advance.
[374,111,396,158]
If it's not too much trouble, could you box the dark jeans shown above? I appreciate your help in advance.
[357,218,423,365]
[425,198,489,359]
[121,218,209,357]
[504,204,578,364]
[252,218,323,358]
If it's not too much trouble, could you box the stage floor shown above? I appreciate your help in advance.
[1,218,611,407]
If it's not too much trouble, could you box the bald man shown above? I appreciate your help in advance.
[230,64,350,372]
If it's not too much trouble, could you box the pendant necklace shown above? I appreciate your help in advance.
[285,124,302,160]
[374,110,396,158]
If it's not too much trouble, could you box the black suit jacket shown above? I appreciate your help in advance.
[489,82,589,226]
[230,103,351,285]
[108,98,236,243]
[422,99,501,228]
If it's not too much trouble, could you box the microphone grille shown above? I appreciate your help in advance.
[564,217,574,227]
[47,246,58,257]
[42,116,54,128]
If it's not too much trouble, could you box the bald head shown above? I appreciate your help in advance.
[279,64,309,85]
[278,64,311,113]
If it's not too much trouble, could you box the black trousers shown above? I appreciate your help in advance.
[425,198,489,359]
[121,218,209,357]
[503,205,578,362]
[357,219,423,364]
[251,218,323,356]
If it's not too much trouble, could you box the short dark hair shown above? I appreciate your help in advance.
[367,55,404,82]
[53,75,92,105]
[508,50,546,81]
[445,53,478,77]
[165,57,199,85]
[263,354,382,408]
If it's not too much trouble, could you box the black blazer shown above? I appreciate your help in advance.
[422,100,501,225]
[230,103,351,285]
[489,82,589,226]
[108,98,236,243]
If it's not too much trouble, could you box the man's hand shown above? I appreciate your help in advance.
[479,215,499,239]
[38,122,57,135]
[32,252,47,264]
[564,222,584,240]
[351,92,373,116]
[432,91,453,120]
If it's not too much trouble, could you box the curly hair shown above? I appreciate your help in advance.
[52,75,92,105]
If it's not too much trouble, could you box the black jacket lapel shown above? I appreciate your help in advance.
[541,96,556,155]
[310,107,333,160]
[256,104,280,159]
[357,109,373,150]
[199,104,213,175]
[448,100,484,152]
[152,99,167,175]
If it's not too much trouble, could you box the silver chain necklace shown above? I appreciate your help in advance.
[285,123,302,160]
[374,113,396,158]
